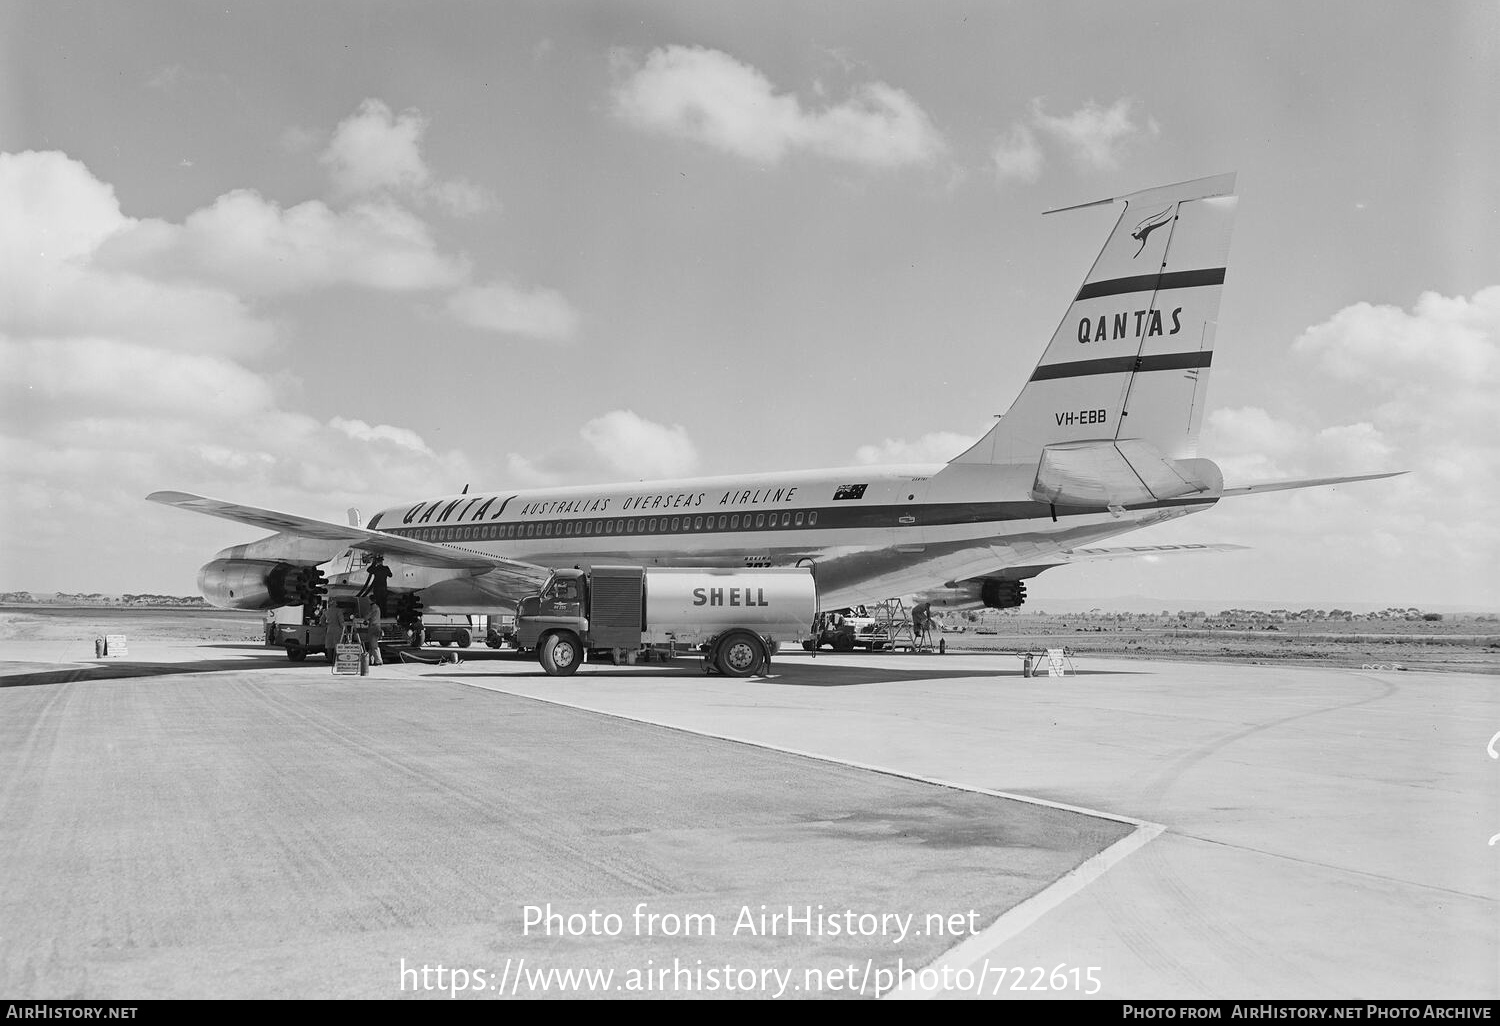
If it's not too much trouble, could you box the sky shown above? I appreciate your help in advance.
[1,0,1496,609]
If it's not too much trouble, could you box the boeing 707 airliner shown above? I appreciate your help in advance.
[150,173,1399,620]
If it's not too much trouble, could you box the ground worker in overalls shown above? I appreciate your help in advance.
[359,597,384,667]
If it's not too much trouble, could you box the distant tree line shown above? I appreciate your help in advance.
[969,606,1478,625]
[0,592,208,607]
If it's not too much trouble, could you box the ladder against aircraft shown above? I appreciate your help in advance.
[865,597,937,654]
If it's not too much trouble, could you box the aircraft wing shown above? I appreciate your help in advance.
[1220,471,1406,496]
[146,490,551,585]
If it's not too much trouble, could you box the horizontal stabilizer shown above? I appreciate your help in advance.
[1030,439,1222,507]
[912,542,1247,609]
[1220,471,1406,496]
[1001,541,1251,579]
[1060,541,1249,561]
[146,490,550,588]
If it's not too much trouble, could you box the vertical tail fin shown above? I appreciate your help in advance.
[952,173,1237,468]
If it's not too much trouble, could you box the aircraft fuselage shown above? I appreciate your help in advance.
[359,460,1217,611]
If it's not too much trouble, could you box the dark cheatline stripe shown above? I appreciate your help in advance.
[386,494,1220,547]
[1074,267,1226,301]
[1030,350,1212,382]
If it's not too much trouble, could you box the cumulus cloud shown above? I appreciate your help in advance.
[1029,98,1149,172]
[1193,286,1499,606]
[0,149,128,262]
[853,431,979,465]
[1205,407,1401,486]
[447,282,580,341]
[321,99,430,197]
[101,191,472,296]
[0,147,492,593]
[580,410,700,479]
[1289,287,1499,506]
[611,45,945,168]
[0,115,572,588]
[0,152,273,357]
[320,98,493,215]
[1292,288,1499,429]
[499,411,700,487]
[2,337,275,425]
[985,98,1151,185]
[80,97,572,333]
[990,123,1044,184]
[328,417,436,456]
[504,452,566,489]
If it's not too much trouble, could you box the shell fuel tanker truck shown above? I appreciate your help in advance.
[512,565,815,676]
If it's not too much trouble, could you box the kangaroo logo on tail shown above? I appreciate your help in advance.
[1131,206,1174,257]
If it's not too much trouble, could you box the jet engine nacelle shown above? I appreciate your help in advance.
[197,558,326,610]
[909,578,1027,611]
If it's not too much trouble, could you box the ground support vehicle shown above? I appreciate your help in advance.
[274,619,327,661]
[513,566,815,677]
[421,614,475,648]
[271,600,409,660]
[801,609,857,651]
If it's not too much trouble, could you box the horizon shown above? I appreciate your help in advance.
[4,588,1491,618]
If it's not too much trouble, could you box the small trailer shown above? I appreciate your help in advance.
[420,614,475,648]
[513,565,816,677]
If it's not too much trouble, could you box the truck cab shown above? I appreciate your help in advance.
[515,570,588,636]
[514,567,644,669]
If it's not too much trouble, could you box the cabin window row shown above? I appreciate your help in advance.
[396,510,819,543]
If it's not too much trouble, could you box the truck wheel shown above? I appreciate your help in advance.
[833,635,855,652]
[801,639,816,652]
[715,631,764,677]
[284,642,307,662]
[539,632,582,676]
[456,629,471,648]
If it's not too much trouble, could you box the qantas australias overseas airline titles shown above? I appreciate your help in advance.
[150,173,1400,618]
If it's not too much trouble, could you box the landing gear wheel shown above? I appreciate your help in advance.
[715,631,765,677]
[539,633,583,676]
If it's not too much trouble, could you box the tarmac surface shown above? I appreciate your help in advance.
[1,630,1496,1000]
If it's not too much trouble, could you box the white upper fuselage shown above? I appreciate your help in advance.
[360,459,1217,610]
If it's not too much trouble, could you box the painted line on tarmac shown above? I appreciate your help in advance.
[445,674,1165,997]
[884,820,1164,999]
[448,676,1151,827]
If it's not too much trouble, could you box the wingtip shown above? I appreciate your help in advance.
[146,490,201,504]
[1220,470,1408,496]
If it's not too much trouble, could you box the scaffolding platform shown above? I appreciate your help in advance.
[870,598,938,653]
